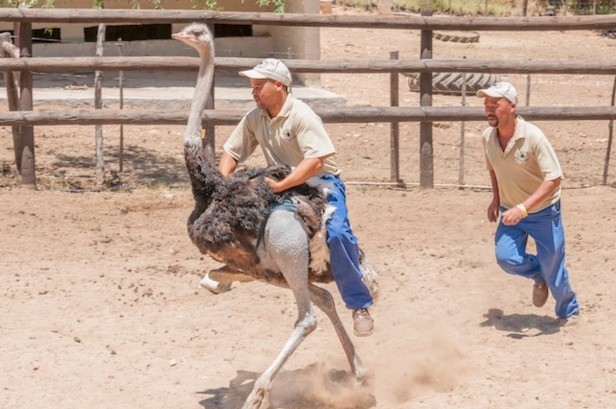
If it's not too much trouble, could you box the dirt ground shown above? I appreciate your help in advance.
[1,6,616,409]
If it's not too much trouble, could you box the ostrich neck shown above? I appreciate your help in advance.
[185,51,214,146]
[184,47,223,209]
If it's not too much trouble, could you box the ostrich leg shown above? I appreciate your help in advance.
[309,283,367,381]
[199,265,254,294]
[242,210,318,409]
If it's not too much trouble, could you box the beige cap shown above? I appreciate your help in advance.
[477,81,518,104]
[239,58,292,86]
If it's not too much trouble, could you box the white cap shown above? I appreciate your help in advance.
[476,81,518,104]
[239,58,292,86]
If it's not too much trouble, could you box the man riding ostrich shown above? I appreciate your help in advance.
[172,23,377,409]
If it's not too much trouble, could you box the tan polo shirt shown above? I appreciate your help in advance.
[482,117,563,213]
[223,94,340,177]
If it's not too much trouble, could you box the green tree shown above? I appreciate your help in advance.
[196,0,285,12]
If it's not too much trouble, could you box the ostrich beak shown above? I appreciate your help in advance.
[172,33,193,42]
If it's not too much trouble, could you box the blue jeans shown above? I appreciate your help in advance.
[495,201,579,318]
[321,174,374,310]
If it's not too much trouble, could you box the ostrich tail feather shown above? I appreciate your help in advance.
[306,204,335,275]
[359,250,379,304]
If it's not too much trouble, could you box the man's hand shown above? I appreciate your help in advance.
[501,207,526,226]
[264,157,325,193]
[265,177,283,193]
[487,199,500,223]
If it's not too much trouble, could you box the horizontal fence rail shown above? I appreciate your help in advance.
[1,8,615,188]
[1,57,616,75]
[0,8,615,30]
[1,106,615,127]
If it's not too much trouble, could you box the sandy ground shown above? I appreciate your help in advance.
[1,6,616,409]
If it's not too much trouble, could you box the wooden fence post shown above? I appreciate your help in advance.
[389,51,401,185]
[603,76,616,185]
[458,73,466,186]
[15,22,35,188]
[419,10,434,188]
[0,32,22,173]
[94,23,106,187]
[526,74,531,106]
[117,38,125,173]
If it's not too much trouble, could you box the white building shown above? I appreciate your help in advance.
[0,0,323,86]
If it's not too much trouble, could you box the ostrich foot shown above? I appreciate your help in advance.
[198,272,232,294]
[241,383,270,409]
[353,355,368,382]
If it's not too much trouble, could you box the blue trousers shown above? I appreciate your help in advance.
[495,201,579,318]
[321,174,374,310]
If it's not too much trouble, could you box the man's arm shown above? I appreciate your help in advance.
[265,157,325,193]
[219,152,238,177]
[501,177,561,226]
[521,177,561,213]
[487,170,500,223]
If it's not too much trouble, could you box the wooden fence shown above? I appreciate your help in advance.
[1,8,616,188]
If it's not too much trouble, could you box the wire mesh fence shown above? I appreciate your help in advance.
[340,0,616,16]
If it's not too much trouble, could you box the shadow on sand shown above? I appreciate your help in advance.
[480,308,564,338]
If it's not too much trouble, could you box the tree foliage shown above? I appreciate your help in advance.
[195,0,285,12]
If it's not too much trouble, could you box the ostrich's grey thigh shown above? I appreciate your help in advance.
[262,210,310,273]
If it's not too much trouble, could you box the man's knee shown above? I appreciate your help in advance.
[495,247,522,271]
[326,228,357,248]
[327,228,344,244]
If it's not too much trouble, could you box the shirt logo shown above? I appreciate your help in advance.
[515,149,530,163]
[281,129,295,141]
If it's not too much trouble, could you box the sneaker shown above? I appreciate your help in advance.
[532,280,549,308]
[352,308,374,337]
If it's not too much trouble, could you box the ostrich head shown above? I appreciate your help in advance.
[172,23,214,56]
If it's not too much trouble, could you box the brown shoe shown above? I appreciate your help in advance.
[352,308,374,337]
[533,281,549,307]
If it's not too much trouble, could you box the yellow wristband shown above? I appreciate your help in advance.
[516,203,528,218]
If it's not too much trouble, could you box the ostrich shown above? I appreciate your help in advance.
[173,24,377,409]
